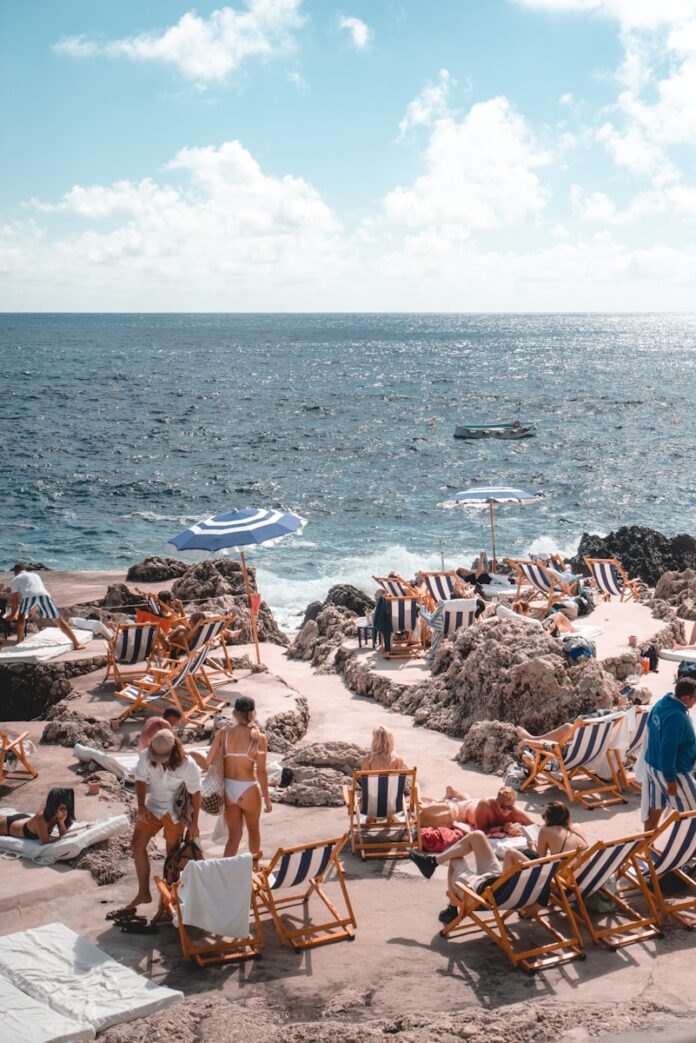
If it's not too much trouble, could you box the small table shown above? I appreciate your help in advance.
[356,619,374,648]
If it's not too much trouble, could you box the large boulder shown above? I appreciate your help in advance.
[324,584,375,617]
[655,569,696,621]
[171,560,288,645]
[273,740,367,806]
[287,605,357,669]
[126,556,189,582]
[572,526,696,586]
[263,696,310,753]
[41,706,117,748]
[457,720,519,775]
[1,655,107,719]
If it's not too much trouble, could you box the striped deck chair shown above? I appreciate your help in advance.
[103,622,161,687]
[618,810,696,928]
[343,768,421,860]
[442,598,477,637]
[0,729,38,784]
[507,558,572,608]
[113,645,224,724]
[420,571,462,608]
[520,713,627,809]
[384,596,423,658]
[584,557,641,602]
[610,705,650,792]
[441,853,584,972]
[554,834,661,950]
[255,835,356,950]
[184,615,236,685]
[155,854,263,966]
[373,575,418,598]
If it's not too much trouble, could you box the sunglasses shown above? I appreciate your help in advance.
[499,802,514,810]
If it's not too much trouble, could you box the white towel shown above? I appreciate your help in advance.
[178,854,253,939]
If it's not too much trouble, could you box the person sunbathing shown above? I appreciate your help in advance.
[418,784,534,832]
[512,599,576,634]
[166,611,207,655]
[0,787,75,844]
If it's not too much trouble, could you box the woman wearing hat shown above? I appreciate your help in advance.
[119,729,202,916]
[205,696,271,860]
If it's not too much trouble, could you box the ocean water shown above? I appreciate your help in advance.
[2,313,695,630]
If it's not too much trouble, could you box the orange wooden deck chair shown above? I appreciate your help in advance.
[176,615,237,686]
[255,835,356,950]
[113,644,226,724]
[383,595,424,658]
[506,558,573,608]
[583,557,641,602]
[102,621,161,687]
[155,853,263,966]
[617,810,696,929]
[343,768,421,860]
[609,705,650,793]
[0,730,38,784]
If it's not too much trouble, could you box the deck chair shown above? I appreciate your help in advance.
[255,835,356,950]
[583,557,641,602]
[441,853,585,972]
[343,768,421,860]
[0,730,38,784]
[520,713,627,809]
[183,616,236,685]
[618,810,696,928]
[420,597,477,660]
[155,853,263,965]
[610,705,650,792]
[373,575,418,597]
[384,596,423,658]
[103,621,161,687]
[420,571,462,607]
[113,644,225,724]
[554,834,661,950]
[507,558,572,608]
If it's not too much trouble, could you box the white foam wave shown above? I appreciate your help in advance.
[525,534,580,561]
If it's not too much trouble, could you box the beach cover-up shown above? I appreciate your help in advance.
[0,973,95,1043]
[0,923,183,1033]
[0,627,94,664]
[0,811,129,864]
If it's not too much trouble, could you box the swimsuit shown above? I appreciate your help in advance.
[4,813,38,840]
[223,730,258,805]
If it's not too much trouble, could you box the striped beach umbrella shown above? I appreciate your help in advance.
[439,486,543,564]
[169,507,306,663]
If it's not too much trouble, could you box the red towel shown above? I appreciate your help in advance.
[421,826,467,852]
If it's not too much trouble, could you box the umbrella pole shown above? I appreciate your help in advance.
[489,501,497,568]
[240,551,261,665]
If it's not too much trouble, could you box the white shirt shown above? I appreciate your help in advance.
[10,570,50,598]
[134,749,201,821]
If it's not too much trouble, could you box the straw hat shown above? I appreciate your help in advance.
[150,729,175,761]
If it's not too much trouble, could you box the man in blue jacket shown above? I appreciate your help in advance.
[642,676,696,831]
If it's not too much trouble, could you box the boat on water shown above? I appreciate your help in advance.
[453,420,536,440]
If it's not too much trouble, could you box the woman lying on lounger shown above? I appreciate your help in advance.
[512,600,577,635]
[0,786,75,844]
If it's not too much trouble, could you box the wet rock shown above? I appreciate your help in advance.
[264,696,310,753]
[126,556,189,582]
[572,526,696,586]
[655,569,696,622]
[41,706,117,748]
[324,584,375,617]
[287,605,357,668]
[302,600,323,625]
[273,740,366,806]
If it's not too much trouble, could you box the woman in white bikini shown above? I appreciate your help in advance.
[206,696,271,858]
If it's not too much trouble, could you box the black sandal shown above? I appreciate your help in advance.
[105,906,139,922]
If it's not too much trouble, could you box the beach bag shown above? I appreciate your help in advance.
[200,740,225,816]
[575,588,595,617]
[162,836,204,885]
[562,634,596,661]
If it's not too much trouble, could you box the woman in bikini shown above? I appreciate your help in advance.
[536,801,587,856]
[0,787,75,844]
[205,696,271,858]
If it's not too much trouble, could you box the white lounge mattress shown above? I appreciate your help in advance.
[0,812,129,864]
[0,627,94,664]
[659,648,696,664]
[0,923,183,1033]
[0,973,94,1042]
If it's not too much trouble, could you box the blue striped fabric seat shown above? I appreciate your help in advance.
[422,572,458,603]
[389,598,419,632]
[518,561,553,592]
[267,842,334,890]
[373,575,412,597]
[492,859,559,910]
[188,618,226,652]
[359,772,408,819]
[114,623,159,665]
[573,839,642,898]
[145,594,164,616]
[561,715,622,772]
[590,561,623,597]
[626,707,649,760]
[651,815,696,876]
[442,598,477,637]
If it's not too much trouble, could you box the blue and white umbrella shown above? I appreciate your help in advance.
[169,507,306,663]
[439,486,543,564]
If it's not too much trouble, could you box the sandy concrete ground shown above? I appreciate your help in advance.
[1,573,694,1041]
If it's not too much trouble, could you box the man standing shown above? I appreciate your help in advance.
[7,563,84,649]
[642,676,696,831]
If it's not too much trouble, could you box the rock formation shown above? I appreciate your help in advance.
[324,584,375,616]
[126,556,189,582]
[655,569,696,622]
[273,740,366,806]
[572,526,696,586]
[263,696,310,753]
[41,706,118,748]
[456,720,520,775]
[2,654,107,720]
[288,605,357,669]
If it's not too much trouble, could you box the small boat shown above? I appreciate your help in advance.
[453,420,536,441]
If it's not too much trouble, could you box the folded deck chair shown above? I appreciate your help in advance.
[384,596,423,658]
[343,768,421,860]
[520,713,627,809]
[441,852,584,972]
[255,835,356,950]
[507,558,572,608]
[113,645,225,725]
[420,571,462,607]
[610,705,650,793]
[618,810,696,928]
[103,622,161,687]
[554,833,661,949]
[373,575,418,598]
[583,557,641,602]
[0,729,38,784]
[155,853,263,966]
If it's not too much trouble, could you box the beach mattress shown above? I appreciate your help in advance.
[0,627,94,664]
[659,649,696,664]
[0,974,95,1043]
[0,923,183,1033]
[0,812,129,864]
[72,744,284,787]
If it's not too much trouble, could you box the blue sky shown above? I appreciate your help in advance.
[2,0,696,310]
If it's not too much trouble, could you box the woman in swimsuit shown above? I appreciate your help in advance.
[536,801,587,856]
[361,726,407,772]
[0,787,75,844]
[205,696,271,859]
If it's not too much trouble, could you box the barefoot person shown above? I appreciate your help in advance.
[7,564,84,649]
[204,696,271,859]
[0,787,75,844]
[121,730,201,916]
[418,785,534,831]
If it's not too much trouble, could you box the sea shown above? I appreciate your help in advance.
[3,313,695,631]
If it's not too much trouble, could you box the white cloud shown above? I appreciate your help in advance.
[398,69,453,137]
[572,180,696,222]
[53,0,304,83]
[338,15,371,49]
[386,95,551,230]
[512,1,695,30]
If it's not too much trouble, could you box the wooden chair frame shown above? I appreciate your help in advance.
[583,557,641,603]
[373,575,419,598]
[155,872,263,966]
[180,615,237,686]
[617,810,696,929]
[441,853,585,973]
[103,621,162,688]
[113,644,225,725]
[0,730,38,784]
[553,834,662,950]
[506,558,572,609]
[419,571,465,610]
[383,596,425,659]
[520,716,627,810]
[609,706,650,793]
[254,835,356,950]
[343,769,422,860]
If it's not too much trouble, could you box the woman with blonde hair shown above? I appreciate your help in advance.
[205,696,271,858]
[361,726,407,771]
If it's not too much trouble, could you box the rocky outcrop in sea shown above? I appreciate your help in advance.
[572,525,696,586]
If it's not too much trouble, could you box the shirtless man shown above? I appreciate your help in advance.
[419,785,534,832]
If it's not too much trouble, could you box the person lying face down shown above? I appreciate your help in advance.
[418,784,534,832]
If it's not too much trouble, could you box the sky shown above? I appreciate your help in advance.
[2,0,696,311]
